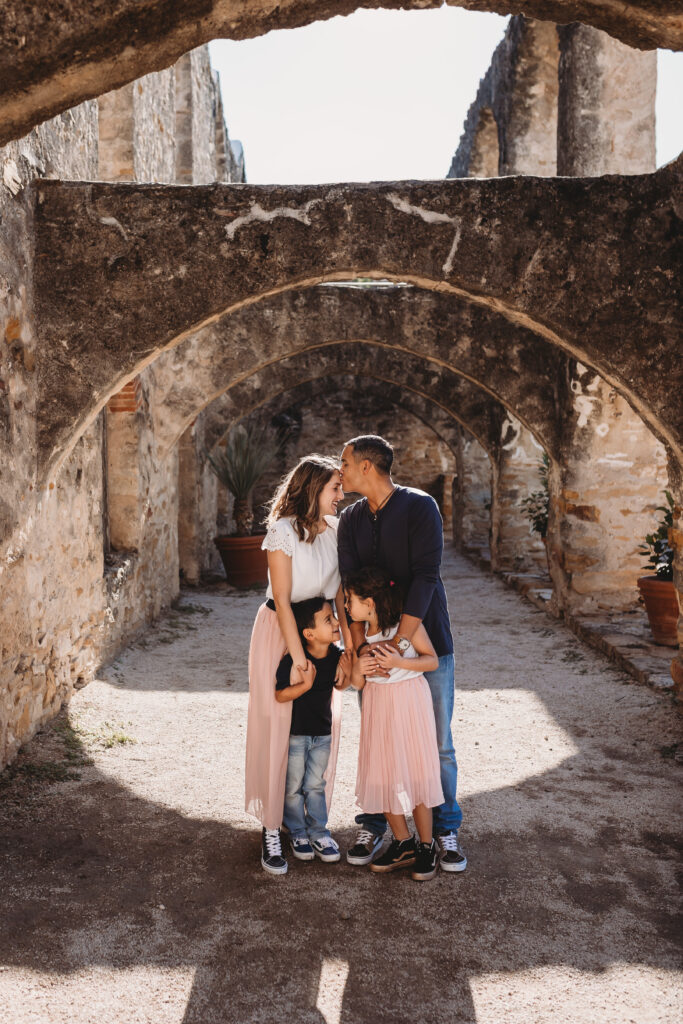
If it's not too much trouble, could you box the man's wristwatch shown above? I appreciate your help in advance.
[395,635,410,653]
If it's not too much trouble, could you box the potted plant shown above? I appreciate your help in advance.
[637,491,679,647]
[207,423,279,587]
[519,453,550,564]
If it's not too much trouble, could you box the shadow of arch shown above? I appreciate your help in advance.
[32,166,682,478]
[151,292,564,462]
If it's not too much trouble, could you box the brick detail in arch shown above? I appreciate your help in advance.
[107,377,142,413]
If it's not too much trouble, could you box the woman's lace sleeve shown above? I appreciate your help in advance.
[261,520,294,557]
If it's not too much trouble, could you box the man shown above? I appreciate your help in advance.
[337,435,466,873]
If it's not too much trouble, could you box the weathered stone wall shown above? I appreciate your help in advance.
[491,414,548,572]
[455,433,492,554]
[0,47,238,768]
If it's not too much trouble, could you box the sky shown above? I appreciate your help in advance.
[209,7,683,185]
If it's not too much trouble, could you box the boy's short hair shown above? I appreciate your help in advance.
[292,596,328,640]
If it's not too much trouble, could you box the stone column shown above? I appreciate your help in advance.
[665,454,683,695]
[546,362,669,615]
[490,414,548,574]
[105,379,143,552]
[557,24,656,176]
[454,430,492,559]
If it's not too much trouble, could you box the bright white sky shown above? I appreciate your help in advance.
[209,7,683,184]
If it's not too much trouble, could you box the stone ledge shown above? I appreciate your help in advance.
[464,552,679,700]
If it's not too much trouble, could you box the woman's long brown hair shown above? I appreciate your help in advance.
[266,455,340,543]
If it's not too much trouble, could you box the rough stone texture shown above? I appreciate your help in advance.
[29,167,683,480]
[177,418,220,584]
[491,413,548,572]
[448,16,559,177]
[1,0,681,148]
[557,24,657,176]
[455,432,492,555]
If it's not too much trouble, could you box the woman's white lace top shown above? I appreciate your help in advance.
[364,624,422,685]
[262,515,340,602]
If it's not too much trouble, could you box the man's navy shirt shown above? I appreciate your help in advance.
[337,485,453,657]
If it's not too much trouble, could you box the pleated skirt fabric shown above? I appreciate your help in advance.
[244,603,342,830]
[355,675,444,816]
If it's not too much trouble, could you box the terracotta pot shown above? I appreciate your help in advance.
[214,535,268,588]
[637,576,679,647]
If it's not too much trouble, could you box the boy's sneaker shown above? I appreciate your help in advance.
[290,837,315,861]
[370,836,417,873]
[346,829,385,866]
[311,837,341,863]
[411,839,439,881]
[261,827,288,875]
[436,832,467,872]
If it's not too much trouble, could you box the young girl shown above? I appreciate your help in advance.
[346,566,444,881]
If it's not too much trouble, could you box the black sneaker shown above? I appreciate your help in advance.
[411,839,439,881]
[436,832,467,873]
[261,828,288,875]
[370,836,417,873]
[346,829,385,866]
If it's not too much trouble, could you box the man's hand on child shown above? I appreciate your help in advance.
[374,644,403,670]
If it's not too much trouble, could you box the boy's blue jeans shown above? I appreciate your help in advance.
[283,734,332,841]
[355,653,463,837]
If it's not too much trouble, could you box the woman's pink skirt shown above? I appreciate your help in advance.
[244,603,342,829]
[355,675,444,816]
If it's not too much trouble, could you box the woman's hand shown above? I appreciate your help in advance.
[290,659,312,687]
[373,644,403,671]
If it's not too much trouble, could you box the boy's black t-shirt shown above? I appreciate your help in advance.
[276,645,342,736]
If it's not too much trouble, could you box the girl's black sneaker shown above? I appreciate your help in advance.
[369,836,417,873]
[411,839,439,881]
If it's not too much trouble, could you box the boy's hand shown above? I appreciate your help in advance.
[335,649,353,689]
[299,659,316,689]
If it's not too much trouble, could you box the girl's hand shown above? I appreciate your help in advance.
[373,644,403,670]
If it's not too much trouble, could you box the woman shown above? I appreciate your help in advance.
[244,455,352,874]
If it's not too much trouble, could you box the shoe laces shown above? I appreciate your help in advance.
[439,832,461,853]
[355,829,378,848]
[264,828,283,857]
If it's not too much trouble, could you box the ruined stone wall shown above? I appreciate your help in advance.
[455,433,492,555]
[0,47,235,767]
[491,415,548,573]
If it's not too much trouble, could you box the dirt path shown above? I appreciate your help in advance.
[1,552,681,1024]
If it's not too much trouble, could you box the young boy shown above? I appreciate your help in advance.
[274,596,351,866]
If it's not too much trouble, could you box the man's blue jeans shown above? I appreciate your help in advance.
[355,654,463,837]
[283,734,332,841]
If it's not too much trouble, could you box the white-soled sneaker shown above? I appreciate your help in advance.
[437,832,467,873]
[346,829,385,866]
[291,837,315,861]
[261,827,288,875]
[311,837,341,863]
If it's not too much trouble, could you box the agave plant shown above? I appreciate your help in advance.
[206,424,279,537]
[639,490,675,582]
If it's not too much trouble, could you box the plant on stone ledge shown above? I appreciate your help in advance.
[206,423,279,537]
[519,453,550,539]
[639,491,674,582]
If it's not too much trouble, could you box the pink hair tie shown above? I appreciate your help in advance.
[389,580,395,586]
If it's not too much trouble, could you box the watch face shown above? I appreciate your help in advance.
[397,637,410,652]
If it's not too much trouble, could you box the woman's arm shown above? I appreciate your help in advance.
[335,584,353,650]
[373,624,438,674]
[268,549,308,676]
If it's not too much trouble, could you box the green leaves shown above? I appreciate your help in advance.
[520,453,550,538]
[206,423,279,501]
[639,490,674,581]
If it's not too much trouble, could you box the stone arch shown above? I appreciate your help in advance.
[32,166,682,478]
[2,1,679,147]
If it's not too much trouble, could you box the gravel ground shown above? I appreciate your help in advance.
[0,551,681,1024]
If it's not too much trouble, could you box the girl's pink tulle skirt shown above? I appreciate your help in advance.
[244,603,342,829]
[355,675,444,816]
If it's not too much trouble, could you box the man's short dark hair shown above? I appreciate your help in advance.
[291,596,328,640]
[347,435,394,475]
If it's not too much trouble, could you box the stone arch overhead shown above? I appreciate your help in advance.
[33,166,682,476]
[2,1,680,146]
[198,354,501,460]
[149,295,565,460]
